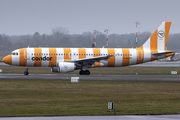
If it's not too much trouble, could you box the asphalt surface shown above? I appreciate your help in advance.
[0,62,9,66]
[133,61,180,67]
[1,115,180,120]
[0,74,180,82]
[1,61,180,67]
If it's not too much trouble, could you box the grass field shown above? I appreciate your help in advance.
[0,80,180,116]
[1,66,180,75]
[0,66,180,116]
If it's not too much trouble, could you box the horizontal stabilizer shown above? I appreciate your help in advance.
[151,52,174,57]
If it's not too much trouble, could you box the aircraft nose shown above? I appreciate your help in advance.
[3,55,12,65]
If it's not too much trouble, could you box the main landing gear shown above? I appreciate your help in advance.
[79,70,90,75]
[24,67,29,75]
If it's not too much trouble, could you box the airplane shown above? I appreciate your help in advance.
[3,21,174,75]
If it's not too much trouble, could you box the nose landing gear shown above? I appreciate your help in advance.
[79,69,90,75]
[24,67,29,75]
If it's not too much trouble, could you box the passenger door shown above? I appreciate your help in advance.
[24,48,30,60]
[137,50,143,60]
[71,52,78,60]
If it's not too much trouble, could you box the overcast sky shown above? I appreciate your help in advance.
[0,0,180,35]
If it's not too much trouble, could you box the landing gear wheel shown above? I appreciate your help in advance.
[24,67,29,75]
[24,71,29,75]
[85,70,90,75]
[79,70,85,75]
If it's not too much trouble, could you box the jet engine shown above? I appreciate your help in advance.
[51,62,76,73]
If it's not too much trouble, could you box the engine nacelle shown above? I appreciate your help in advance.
[51,62,75,73]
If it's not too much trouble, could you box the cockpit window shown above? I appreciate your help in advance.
[11,52,15,55]
[11,52,18,55]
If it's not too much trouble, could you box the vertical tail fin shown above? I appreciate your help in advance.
[142,21,171,51]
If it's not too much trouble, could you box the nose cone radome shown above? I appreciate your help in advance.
[3,55,12,65]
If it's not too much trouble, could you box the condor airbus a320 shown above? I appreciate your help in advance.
[3,22,174,75]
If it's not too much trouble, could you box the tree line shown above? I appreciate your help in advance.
[0,27,180,52]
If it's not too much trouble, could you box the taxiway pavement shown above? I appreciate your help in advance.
[0,74,180,82]
[1,61,180,67]
[1,115,180,120]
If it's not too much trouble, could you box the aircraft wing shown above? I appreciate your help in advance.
[65,55,114,67]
